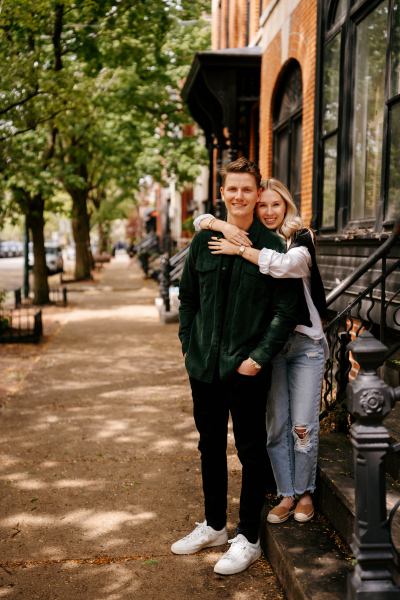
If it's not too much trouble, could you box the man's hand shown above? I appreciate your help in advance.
[220,222,252,247]
[236,358,260,376]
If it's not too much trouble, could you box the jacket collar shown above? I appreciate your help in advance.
[247,216,261,245]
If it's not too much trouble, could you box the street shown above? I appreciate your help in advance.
[0,257,24,293]
[0,256,285,600]
[0,256,75,294]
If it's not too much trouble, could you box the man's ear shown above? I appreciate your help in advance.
[256,188,262,202]
[220,186,225,201]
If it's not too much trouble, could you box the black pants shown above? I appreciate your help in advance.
[190,368,273,543]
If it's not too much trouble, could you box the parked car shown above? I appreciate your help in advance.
[15,241,24,256]
[28,242,64,274]
[1,241,19,257]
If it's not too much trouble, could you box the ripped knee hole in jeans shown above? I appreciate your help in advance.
[292,424,311,453]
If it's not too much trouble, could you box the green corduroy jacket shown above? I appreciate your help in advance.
[178,216,300,382]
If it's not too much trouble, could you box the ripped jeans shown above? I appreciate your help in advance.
[266,331,325,497]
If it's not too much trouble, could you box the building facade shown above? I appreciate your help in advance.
[182,0,400,319]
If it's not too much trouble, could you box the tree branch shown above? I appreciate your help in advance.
[0,89,44,116]
[0,107,75,142]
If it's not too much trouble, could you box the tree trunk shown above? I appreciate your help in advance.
[29,195,50,304]
[98,222,109,254]
[71,188,91,280]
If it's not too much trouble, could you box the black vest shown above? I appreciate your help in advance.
[289,228,328,327]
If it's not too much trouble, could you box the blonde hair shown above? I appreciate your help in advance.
[259,178,308,246]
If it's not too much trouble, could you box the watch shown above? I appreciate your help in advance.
[238,245,246,257]
[249,358,262,369]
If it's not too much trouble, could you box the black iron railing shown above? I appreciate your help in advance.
[158,244,191,311]
[321,216,400,427]
[14,286,67,307]
[135,233,160,276]
[345,331,400,598]
[0,308,42,344]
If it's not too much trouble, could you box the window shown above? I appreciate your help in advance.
[322,32,341,227]
[316,0,400,232]
[387,2,400,220]
[273,61,303,208]
[351,2,388,221]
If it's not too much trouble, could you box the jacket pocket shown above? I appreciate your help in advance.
[196,260,217,295]
[241,264,270,300]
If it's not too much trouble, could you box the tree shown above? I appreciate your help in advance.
[0,1,211,291]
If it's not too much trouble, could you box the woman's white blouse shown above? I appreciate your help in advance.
[193,213,329,359]
[194,213,213,231]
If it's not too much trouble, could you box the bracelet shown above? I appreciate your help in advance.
[207,217,217,231]
[249,358,262,369]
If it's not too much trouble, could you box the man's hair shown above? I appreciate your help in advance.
[220,156,262,189]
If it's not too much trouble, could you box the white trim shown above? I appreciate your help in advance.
[248,28,263,47]
[259,0,280,28]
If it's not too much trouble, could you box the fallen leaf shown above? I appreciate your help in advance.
[29,495,38,503]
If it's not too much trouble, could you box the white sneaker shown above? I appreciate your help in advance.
[213,534,261,575]
[171,521,228,555]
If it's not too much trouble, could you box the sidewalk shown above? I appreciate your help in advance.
[0,255,285,600]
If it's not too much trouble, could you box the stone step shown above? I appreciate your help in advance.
[260,494,353,600]
[259,432,400,600]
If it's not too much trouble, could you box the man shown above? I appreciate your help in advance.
[172,157,299,575]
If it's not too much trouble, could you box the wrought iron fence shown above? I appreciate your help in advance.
[321,217,400,428]
[14,286,67,308]
[0,307,42,344]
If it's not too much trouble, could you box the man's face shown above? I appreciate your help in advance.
[221,173,261,219]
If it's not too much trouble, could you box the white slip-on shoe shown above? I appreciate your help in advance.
[213,534,261,575]
[171,521,228,555]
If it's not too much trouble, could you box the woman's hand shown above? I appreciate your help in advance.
[219,222,252,246]
[208,237,239,256]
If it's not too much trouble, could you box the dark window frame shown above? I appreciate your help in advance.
[314,0,400,234]
[272,61,303,209]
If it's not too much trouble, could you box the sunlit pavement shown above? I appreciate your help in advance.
[0,255,285,600]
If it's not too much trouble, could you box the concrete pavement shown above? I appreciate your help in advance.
[0,255,285,600]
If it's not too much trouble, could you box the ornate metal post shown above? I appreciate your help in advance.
[346,330,400,599]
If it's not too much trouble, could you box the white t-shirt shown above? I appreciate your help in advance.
[193,214,329,359]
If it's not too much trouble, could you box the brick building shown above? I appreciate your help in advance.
[182,0,400,327]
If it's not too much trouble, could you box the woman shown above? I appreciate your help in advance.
[193,178,328,523]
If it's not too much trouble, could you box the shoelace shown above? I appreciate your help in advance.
[183,522,208,540]
[223,536,248,561]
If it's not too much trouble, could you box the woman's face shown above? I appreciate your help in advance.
[257,189,286,230]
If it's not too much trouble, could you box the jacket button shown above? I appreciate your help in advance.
[222,267,226,270]
[213,342,218,347]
